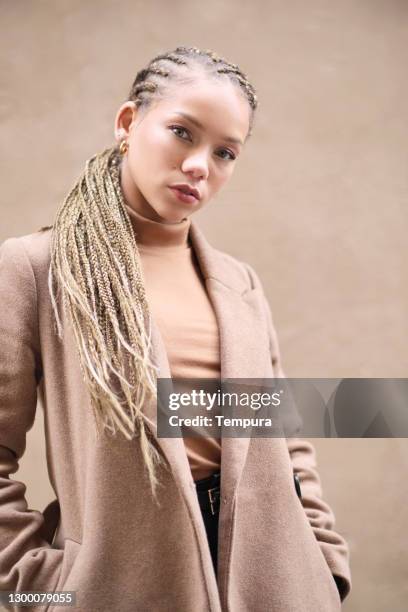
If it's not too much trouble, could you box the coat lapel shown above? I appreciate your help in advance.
[141,221,273,502]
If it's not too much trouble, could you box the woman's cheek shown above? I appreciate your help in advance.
[213,170,229,193]
[150,127,173,149]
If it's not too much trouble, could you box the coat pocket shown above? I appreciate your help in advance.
[45,538,82,612]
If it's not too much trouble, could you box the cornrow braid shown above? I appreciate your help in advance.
[148,67,170,78]
[216,67,257,110]
[128,46,258,131]
[150,52,188,65]
[133,81,158,96]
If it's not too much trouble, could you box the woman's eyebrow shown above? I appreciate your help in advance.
[172,111,243,146]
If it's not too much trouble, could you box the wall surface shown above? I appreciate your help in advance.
[1,1,407,610]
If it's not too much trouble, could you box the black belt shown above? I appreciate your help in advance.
[194,472,301,515]
[195,472,221,516]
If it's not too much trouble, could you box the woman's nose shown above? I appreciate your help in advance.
[181,151,210,181]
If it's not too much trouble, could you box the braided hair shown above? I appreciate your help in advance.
[128,46,258,134]
[49,47,257,499]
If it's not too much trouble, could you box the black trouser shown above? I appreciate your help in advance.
[194,472,221,577]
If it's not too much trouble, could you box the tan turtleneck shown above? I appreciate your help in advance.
[124,204,222,481]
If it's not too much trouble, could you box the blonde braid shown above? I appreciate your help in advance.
[48,146,166,499]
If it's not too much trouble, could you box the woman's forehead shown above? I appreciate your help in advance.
[151,79,250,140]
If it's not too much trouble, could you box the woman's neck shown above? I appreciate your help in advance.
[123,203,191,249]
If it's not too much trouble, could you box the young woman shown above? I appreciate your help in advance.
[0,47,351,611]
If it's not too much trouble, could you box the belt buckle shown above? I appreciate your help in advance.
[208,486,220,516]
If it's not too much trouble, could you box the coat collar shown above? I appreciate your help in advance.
[189,221,250,293]
[141,220,273,508]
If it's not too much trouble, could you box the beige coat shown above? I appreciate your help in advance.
[0,222,351,611]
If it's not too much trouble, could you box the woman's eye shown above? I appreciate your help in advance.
[169,125,191,141]
[216,148,236,161]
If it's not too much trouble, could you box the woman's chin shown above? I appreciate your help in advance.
[154,206,190,224]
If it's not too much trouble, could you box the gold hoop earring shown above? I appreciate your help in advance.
[119,140,129,155]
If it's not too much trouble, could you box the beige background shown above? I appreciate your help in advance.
[1,0,407,609]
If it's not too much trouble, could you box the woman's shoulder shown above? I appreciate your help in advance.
[0,226,53,286]
[1,226,52,259]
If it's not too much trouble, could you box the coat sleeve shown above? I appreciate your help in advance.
[243,261,352,602]
[0,237,65,603]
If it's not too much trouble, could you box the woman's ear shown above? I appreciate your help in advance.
[114,101,138,143]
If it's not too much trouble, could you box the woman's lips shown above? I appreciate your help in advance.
[169,187,199,204]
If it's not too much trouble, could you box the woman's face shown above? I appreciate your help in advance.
[115,77,251,224]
